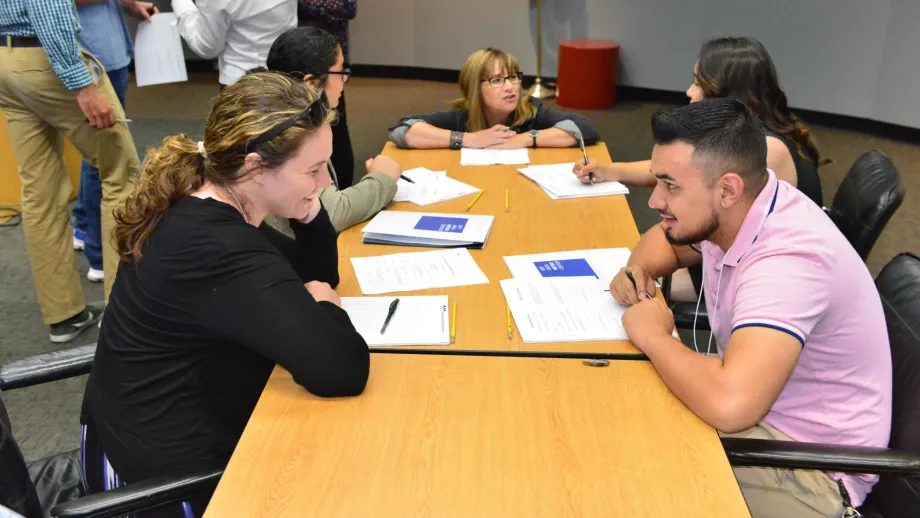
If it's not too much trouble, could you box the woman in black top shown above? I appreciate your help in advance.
[388,47,600,150]
[79,73,369,516]
[574,37,827,302]
[575,37,825,205]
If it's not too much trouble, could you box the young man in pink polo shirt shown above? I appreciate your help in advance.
[612,98,892,517]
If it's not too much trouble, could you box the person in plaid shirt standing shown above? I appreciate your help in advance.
[298,0,357,188]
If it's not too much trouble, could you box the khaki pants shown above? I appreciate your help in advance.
[722,422,846,518]
[0,44,138,325]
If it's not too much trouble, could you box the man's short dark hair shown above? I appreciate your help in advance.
[651,98,767,183]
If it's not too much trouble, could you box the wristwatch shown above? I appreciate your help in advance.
[529,129,539,148]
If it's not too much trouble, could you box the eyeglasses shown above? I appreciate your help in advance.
[324,67,351,84]
[482,73,523,88]
[244,90,328,153]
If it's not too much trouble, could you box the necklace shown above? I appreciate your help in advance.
[224,186,249,224]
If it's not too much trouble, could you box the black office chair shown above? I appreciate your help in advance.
[668,149,905,331]
[721,252,920,517]
[0,344,222,518]
[824,150,905,261]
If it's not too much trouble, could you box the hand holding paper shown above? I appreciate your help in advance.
[519,163,629,199]
[134,13,189,87]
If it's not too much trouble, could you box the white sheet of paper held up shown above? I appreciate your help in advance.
[133,13,189,87]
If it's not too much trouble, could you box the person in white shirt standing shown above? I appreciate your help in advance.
[172,0,297,88]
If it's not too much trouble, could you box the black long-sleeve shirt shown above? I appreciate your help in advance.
[80,196,369,483]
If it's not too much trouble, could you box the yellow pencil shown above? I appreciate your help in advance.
[506,303,513,339]
[504,189,509,212]
[450,301,457,344]
[465,191,484,212]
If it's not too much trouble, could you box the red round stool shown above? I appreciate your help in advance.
[556,40,620,110]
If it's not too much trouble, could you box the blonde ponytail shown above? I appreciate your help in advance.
[113,72,332,262]
[113,135,204,262]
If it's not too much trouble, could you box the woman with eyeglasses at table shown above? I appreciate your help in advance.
[574,37,827,303]
[255,26,401,233]
[78,73,370,517]
[388,47,600,150]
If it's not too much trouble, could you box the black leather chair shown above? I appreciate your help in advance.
[824,150,905,261]
[669,149,905,331]
[0,345,222,518]
[721,252,920,517]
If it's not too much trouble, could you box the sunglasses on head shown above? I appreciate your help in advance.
[244,90,329,153]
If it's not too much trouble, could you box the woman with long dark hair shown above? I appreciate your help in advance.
[576,37,827,302]
[576,37,825,206]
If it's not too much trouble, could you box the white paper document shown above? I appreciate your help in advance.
[518,163,629,199]
[503,248,632,284]
[460,147,531,166]
[350,249,489,295]
[133,13,188,87]
[361,211,495,248]
[394,167,481,207]
[500,278,628,343]
[341,296,450,346]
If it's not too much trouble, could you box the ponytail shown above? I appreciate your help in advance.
[113,135,205,262]
[114,72,333,263]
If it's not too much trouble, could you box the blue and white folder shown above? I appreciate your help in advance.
[361,211,495,249]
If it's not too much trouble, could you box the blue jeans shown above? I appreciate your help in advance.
[72,66,129,270]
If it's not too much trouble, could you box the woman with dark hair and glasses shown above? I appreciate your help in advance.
[297,0,357,185]
[574,37,827,303]
[575,37,825,205]
[79,72,370,516]
[259,26,400,233]
[389,48,600,150]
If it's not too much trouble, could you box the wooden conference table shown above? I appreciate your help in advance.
[205,145,750,517]
[336,142,644,357]
[206,354,749,517]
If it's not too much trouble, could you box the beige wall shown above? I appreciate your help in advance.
[348,0,920,129]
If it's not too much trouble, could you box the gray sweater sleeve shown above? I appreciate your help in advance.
[319,171,399,232]
[387,118,423,149]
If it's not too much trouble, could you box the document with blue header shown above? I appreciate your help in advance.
[503,248,632,284]
[361,211,495,248]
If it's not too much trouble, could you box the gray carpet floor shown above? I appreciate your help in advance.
[1,73,918,462]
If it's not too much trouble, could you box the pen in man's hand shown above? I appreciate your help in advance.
[400,175,415,184]
[380,298,400,334]
[623,268,654,300]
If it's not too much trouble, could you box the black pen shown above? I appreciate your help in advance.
[380,298,400,334]
[400,175,415,184]
[578,135,595,184]
[624,269,654,300]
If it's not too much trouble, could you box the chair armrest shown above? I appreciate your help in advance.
[721,437,920,476]
[0,344,96,391]
[670,301,710,331]
[50,469,223,518]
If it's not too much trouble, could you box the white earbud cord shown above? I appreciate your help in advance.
[693,179,779,356]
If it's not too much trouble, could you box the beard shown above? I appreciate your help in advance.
[664,209,719,246]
